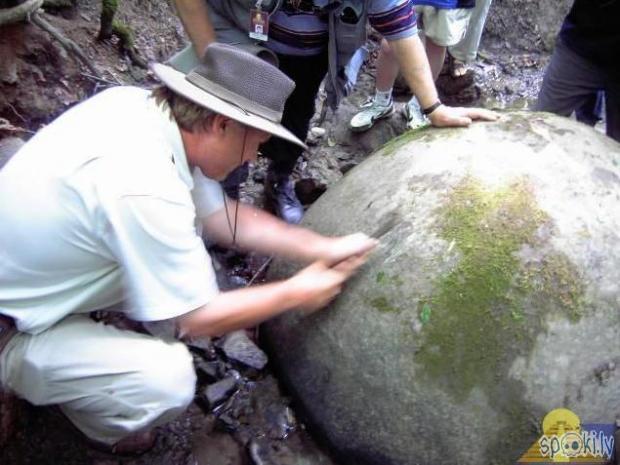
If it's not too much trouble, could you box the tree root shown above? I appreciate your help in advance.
[0,117,33,134]
[0,0,43,26]
[30,11,102,77]
[0,0,102,78]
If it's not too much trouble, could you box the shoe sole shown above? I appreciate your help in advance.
[349,106,395,133]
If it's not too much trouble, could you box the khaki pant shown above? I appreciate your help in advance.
[0,314,196,444]
[449,0,492,63]
[415,6,472,47]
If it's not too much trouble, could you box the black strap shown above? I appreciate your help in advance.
[422,100,442,116]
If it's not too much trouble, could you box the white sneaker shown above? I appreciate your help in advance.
[349,97,394,133]
[404,98,429,130]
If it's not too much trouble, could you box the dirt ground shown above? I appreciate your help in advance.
[0,0,569,464]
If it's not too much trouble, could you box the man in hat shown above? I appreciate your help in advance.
[171,0,497,224]
[0,43,376,453]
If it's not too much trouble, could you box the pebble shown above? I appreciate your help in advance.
[310,127,326,137]
[219,330,268,369]
[203,376,238,409]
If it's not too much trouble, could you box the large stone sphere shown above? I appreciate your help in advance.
[264,112,620,465]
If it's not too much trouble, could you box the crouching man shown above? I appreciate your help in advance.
[0,43,376,454]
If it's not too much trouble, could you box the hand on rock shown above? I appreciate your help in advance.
[317,232,378,267]
[291,252,371,314]
[429,105,499,127]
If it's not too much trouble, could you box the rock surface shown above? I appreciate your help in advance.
[264,112,620,465]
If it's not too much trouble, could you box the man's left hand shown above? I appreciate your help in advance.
[429,105,499,128]
[316,233,379,267]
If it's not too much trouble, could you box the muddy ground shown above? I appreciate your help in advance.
[0,0,571,464]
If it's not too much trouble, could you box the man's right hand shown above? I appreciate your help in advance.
[289,253,371,314]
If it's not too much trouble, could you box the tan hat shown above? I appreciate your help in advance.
[152,43,306,148]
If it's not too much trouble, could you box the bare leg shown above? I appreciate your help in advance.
[375,38,401,92]
[424,38,446,81]
[375,36,443,91]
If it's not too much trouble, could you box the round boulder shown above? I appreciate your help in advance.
[263,112,620,465]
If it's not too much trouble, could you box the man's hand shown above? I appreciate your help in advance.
[315,233,378,267]
[289,252,371,314]
[428,105,499,127]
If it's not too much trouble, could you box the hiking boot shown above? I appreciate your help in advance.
[404,98,429,130]
[264,173,304,224]
[349,97,394,133]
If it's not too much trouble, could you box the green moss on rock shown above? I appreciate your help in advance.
[417,177,584,401]
[368,296,401,314]
[379,126,460,157]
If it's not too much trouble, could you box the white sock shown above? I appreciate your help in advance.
[374,89,393,106]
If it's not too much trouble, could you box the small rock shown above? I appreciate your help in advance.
[187,336,212,351]
[219,330,268,369]
[194,359,220,383]
[215,412,240,432]
[248,437,295,465]
[266,404,296,439]
[310,127,326,137]
[203,376,238,409]
[248,438,272,465]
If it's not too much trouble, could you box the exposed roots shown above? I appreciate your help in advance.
[30,11,102,77]
[0,0,43,26]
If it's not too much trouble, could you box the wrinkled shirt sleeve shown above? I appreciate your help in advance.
[368,0,418,41]
[100,191,219,322]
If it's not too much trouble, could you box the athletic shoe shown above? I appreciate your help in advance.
[349,97,394,133]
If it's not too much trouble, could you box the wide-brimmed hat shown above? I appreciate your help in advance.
[152,43,305,148]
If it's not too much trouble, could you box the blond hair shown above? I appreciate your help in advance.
[151,85,216,132]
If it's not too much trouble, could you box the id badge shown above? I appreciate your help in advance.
[249,8,269,41]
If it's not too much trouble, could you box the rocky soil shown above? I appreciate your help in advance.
[0,0,571,464]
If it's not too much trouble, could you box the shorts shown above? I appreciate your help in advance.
[414,6,472,47]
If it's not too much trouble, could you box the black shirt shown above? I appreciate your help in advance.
[560,0,620,73]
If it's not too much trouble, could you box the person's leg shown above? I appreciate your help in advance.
[261,51,328,223]
[424,39,446,81]
[0,314,196,445]
[349,39,398,132]
[448,0,492,65]
[536,40,605,118]
[404,7,469,128]
[604,82,620,142]
[375,38,401,92]
[421,7,470,79]
[575,91,604,126]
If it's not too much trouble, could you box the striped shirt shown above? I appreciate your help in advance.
[267,0,418,56]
